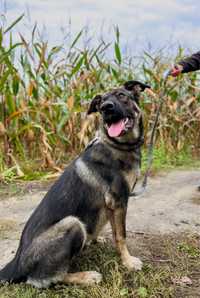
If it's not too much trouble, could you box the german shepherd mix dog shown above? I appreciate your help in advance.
[0,80,150,288]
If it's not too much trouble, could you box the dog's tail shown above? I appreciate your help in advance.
[0,256,24,283]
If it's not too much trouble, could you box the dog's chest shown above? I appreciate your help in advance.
[118,158,140,190]
[123,166,140,191]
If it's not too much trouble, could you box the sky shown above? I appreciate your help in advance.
[0,0,200,56]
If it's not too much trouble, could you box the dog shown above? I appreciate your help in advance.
[0,80,150,288]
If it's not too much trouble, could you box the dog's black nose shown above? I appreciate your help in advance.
[100,101,115,112]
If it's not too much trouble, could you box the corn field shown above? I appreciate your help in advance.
[0,16,200,180]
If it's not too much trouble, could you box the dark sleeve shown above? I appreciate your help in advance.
[179,51,200,73]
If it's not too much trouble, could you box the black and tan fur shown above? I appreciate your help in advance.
[0,80,150,288]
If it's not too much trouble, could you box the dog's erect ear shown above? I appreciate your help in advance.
[87,95,102,114]
[124,80,150,92]
[124,80,151,104]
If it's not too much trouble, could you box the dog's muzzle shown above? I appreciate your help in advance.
[100,100,115,113]
[100,100,135,138]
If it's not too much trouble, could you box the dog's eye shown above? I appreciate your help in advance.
[118,93,125,98]
[118,93,129,104]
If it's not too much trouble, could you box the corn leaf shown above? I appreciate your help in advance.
[4,14,24,34]
[70,55,84,77]
[114,42,122,65]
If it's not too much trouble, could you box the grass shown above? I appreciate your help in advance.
[142,145,200,174]
[0,15,200,298]
[0,233,199,298]
[0,144,199,195]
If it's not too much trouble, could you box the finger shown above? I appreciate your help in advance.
[171,67,181,77]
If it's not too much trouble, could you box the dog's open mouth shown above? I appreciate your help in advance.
[106,118,133,137]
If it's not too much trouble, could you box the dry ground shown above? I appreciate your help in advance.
[0,170,199,297]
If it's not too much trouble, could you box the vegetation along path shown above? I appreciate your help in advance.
[0,170,199,297]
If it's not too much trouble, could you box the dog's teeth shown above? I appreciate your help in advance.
[124,118,129,124]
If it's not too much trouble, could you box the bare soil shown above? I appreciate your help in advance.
[0,170,199,270]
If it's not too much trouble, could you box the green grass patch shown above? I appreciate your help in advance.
[142,145,200,174]
[0,234,199,298]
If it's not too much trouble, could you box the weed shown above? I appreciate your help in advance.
[0,234,199,297]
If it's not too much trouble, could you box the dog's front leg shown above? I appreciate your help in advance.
[106,207,143,271]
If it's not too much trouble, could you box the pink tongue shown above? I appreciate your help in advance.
[107,119,125,137]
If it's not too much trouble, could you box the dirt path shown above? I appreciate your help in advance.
[0,170,199,269]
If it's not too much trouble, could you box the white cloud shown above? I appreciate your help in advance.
[1,0,200,53]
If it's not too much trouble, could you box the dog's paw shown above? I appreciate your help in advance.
[95,236,107,244]
[83,271,102,285]
[122,256,143,271]
[86,237,106,246]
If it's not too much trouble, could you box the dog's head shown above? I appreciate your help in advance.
[87,80,150,141]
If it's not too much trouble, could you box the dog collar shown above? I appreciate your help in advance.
[104,136,144,152]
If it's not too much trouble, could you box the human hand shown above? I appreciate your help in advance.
[169,64,183,77]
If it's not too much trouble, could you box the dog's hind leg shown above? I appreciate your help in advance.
[62,271,102,285]
[107,207,143,271]
[23,216,102,288]
[27,271,102,288]
[22,216,87,288]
